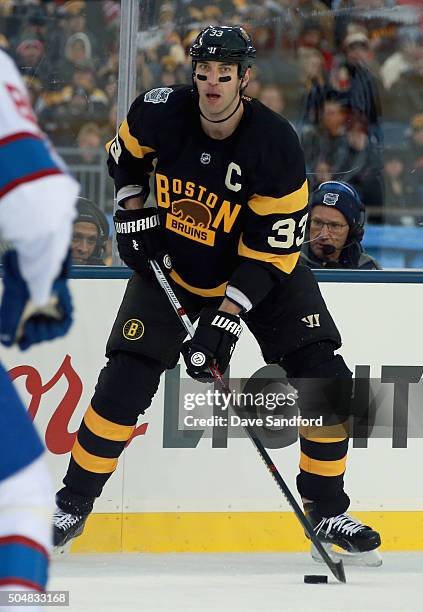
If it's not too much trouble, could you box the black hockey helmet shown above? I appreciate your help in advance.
[310,181,365,242]
[189,25,256,78]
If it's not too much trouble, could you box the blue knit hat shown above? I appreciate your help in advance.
[310,181,364,236]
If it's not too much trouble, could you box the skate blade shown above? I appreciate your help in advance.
[311,542,382,567]
[51,540,73,559]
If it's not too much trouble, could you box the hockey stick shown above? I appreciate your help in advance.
[150,259,346,584]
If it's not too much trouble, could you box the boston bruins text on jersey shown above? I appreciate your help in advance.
[107,85,308,309]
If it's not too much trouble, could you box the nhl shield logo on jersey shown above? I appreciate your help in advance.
[200,152,211,165]
[322,192,339,206]
[144,88,173,104]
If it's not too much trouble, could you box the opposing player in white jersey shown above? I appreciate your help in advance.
[0,49,79,609]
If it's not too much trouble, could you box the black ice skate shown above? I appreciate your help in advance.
[305,503,382,567]
[53,509,88,553]
[53,488,94,555]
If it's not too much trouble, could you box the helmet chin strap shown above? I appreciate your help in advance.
[195,73,244,124]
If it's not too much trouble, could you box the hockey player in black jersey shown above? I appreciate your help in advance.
[53,25,381,566]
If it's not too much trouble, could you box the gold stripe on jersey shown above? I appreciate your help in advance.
[248,180,308,216]
[300,421,349,443]
[239,238,300,274]
[72,440,118,474]
[170,269,227,297]
[116,119,155,159]
[300,452,346,477]
[84,405,135,442]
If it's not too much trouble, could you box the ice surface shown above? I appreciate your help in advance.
[50,552,423,611]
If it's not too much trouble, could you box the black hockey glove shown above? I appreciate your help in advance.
[113,208,171,275]
[181,307,242,382]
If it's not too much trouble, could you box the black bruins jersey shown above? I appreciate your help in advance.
[107,85,308,305]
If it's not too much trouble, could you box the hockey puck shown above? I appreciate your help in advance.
[304,575,328,584]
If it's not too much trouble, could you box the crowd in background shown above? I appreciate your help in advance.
[1,0,423,264]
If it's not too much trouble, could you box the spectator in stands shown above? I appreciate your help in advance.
[159,54,186,87]
[11,6,50,50]
[101,0,120,34]
[102,72,118,105]
[301,97,350,187]
[302,105,383,208]
[61,1,98,58]
[299,46,327,89]
[301,181,380,269]
[381,26,422,90]
[71,198,108,266]
[76,122,102,164]
[42,86,95,146]
[383,147,418,226]
[43,63,109,144]
[404,113,423,206]
[14,38,53,86]
[297,19,334,71]
[71,63,108,107]
[304,40,383,144]
[335,1,404,64]
[344,112,384,218]
[302,43,384,214]
[343,29,382,79]
[298,47,327,123]
[388,46,423,122]
[97,43,119,86]
[258,84,285,115]
[296,0,334,47]
[61,32,93,82]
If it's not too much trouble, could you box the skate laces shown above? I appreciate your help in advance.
[315,513,366,537]
[53,508,82,531]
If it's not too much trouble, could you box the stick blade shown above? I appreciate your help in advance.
[332,559,346,583]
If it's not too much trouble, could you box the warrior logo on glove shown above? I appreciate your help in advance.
[114,213,160,233]
[182,308,243,381]
[211,313,242,337]
[114,207,171,276]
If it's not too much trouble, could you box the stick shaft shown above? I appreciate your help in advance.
[150,259,346,583]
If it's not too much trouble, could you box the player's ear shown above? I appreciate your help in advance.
[241,67,251,89]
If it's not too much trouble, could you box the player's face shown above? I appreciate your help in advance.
[195,61,244,118]
[309,206,349,261]
[72,222,99,264]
